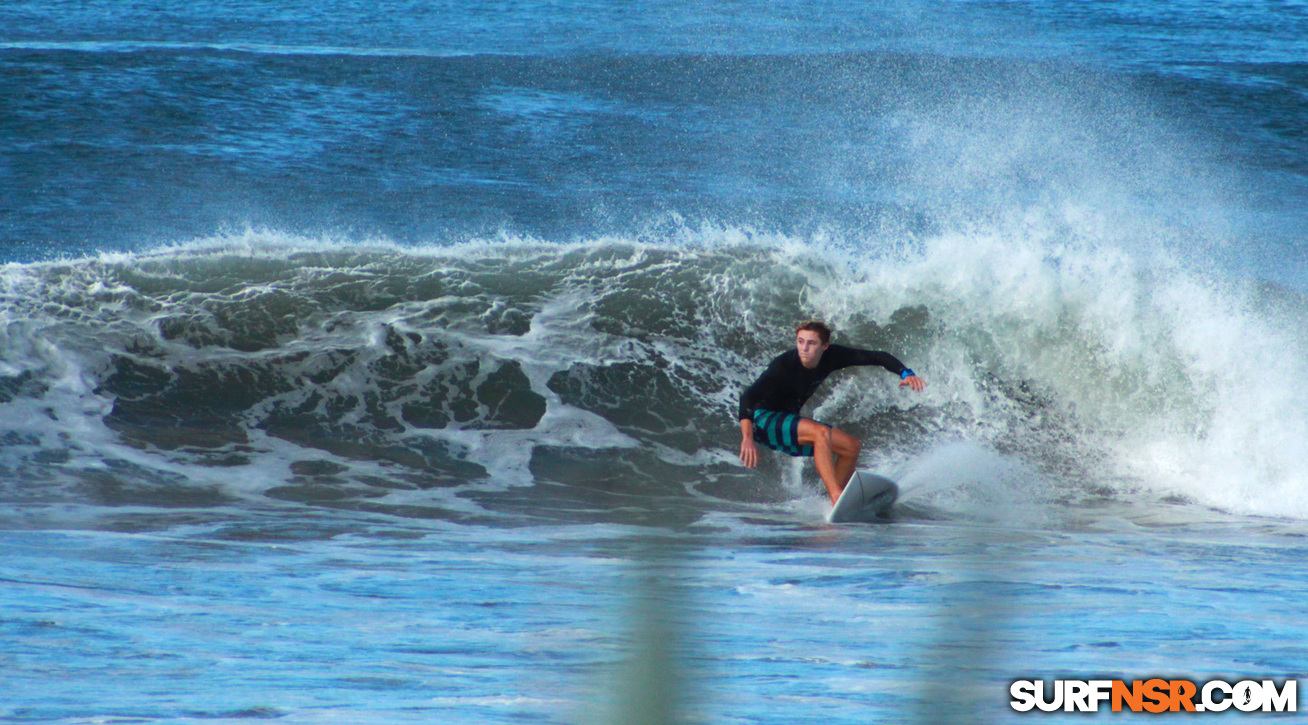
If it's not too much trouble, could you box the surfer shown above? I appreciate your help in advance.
[738,321,925,504]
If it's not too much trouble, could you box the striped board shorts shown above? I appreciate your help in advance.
[752,409,821,457]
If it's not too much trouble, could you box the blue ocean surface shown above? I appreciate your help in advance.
[2,1,1308,722]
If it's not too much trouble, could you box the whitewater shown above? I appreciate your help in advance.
[3,1,1307,723]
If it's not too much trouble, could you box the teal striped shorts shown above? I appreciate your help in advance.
[752,409,820,457]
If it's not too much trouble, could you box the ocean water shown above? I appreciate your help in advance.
[3,1,1308,723]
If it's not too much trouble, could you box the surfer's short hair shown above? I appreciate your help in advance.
[795,320,832,344]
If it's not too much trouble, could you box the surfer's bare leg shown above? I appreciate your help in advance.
[830,427,861,494]
[797,419,861,504]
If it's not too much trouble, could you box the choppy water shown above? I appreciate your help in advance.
[3,1,1307,723]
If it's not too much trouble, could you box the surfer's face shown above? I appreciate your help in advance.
[795,330,828,368]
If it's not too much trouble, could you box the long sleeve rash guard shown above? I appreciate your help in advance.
[738,344,909,422]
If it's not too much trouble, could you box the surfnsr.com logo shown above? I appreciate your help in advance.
[1010,679,1298,713]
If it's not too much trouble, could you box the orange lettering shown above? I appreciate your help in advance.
[1142,678,1170,714]
[1113,680,1143,712]
[1170,680,1197,711]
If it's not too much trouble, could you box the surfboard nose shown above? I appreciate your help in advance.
[829,472,899,523]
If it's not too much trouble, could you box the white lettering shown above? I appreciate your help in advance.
[1064,680,1091,712]
[1035,680,1063,712]
[1201,680,1232,712]
[1014,676,1298,713]
[1009,680,1036,712]
[1234,680,1264,712]
[1088,680,1113,711]
[1263,679,1296,713]
[1198,675,1229,711]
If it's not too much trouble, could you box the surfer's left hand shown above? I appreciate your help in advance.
[899,374,926,392]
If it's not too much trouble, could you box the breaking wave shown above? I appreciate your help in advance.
[2,223,1305,523]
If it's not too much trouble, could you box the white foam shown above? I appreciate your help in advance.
[837,222,1308,519]
[2,226,1306,521]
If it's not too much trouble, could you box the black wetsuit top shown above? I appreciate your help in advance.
[738,344,909,421]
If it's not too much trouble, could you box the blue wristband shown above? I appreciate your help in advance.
[900,368,915,379]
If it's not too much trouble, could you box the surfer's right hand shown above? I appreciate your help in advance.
[740,437,758,467]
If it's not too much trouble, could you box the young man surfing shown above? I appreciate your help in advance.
[738,321,926,504]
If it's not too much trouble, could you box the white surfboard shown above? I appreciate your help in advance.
[828,471,898,523]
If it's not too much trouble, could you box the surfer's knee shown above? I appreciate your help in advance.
[799,419,832,448]
[830,427,860,457]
